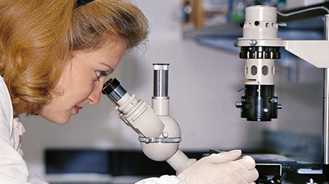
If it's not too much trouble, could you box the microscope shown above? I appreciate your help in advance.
[235,4,329,184]
[101,4,329,184]
[102,64,196,174]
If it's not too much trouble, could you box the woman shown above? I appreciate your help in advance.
[0,0,258,183]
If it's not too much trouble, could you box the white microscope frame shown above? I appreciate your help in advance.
[237,5,329,169]
[110,64,196,174]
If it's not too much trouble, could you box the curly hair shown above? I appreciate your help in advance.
[0,0,148,115]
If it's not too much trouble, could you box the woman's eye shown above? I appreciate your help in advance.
[95,70,112,81]
[95,71,102,80]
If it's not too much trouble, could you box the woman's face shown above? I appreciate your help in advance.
[39,38,127,124]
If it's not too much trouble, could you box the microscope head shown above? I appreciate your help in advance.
[236,6,282,121]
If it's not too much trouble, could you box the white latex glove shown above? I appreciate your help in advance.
[178,150,258,184]
[29,177,48,184]
[135,175,181,184]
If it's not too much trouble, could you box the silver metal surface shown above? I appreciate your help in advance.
[257,85,262,121]
[139,136,181,144]
[153,63,169,70]
[109,86,126,103]
[323,15,329,165]
[153,63,169,97]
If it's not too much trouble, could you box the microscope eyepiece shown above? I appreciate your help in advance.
[102,78,127,103]
[102,78,120,94]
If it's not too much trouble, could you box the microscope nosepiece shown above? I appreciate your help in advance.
[237,85,280,121]
[102,78,127,103]
[237,45,281,122]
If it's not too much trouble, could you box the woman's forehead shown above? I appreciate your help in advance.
[70,37,127,69]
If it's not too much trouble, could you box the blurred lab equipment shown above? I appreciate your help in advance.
[102,64,196,174]
[181,0,326,32]
[235,4,329,183]
[235,5,283,121]
[235,4,329,122]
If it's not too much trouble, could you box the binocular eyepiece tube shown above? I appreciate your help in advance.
[102,78,127,104]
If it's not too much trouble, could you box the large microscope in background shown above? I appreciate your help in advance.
[235,4,329,184]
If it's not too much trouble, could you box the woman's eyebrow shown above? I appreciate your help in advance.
[100,62,114,72]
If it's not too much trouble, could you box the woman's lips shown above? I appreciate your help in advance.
[72,105,83,114]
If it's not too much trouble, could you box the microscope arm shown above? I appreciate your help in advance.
[284,40,329,68]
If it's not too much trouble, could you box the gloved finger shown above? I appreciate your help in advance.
[244,168,259,182]
[231,170,249,184]
[230,161,258,182]
[206,150,242,164]
[236,155,256,170]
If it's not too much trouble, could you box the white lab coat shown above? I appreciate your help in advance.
[0,76,181,184]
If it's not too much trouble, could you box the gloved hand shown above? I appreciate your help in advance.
[178,150,259,184]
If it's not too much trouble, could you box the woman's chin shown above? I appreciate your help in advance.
[41,112,72,124]
[53,117,71,124]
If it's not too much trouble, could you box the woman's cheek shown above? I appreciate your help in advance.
[81,81,98,99]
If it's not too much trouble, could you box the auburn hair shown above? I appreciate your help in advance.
[0,0,148,115]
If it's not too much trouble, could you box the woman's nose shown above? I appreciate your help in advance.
[88,81,104,105]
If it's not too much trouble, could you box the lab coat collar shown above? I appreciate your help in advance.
[0,76,14,138]
[12,117,25,155]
